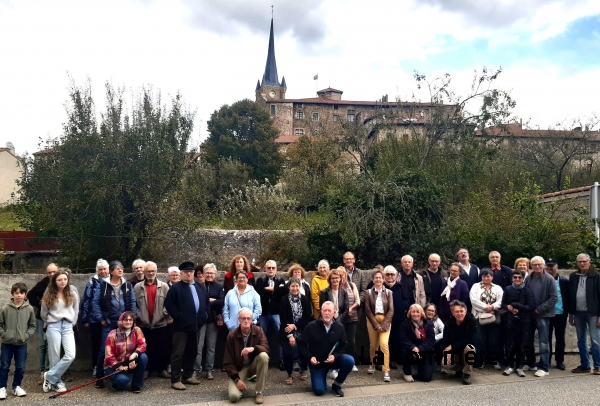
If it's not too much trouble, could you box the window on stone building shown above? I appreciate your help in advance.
[270,105,276,115]
[296,111,303,119]
[312,112,319,121]
[347,109,355,122]
[334,105,339,110]
[333,115,338,122]
[295,128,304,135]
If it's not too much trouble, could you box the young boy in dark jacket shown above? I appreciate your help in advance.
[0,283,36,399]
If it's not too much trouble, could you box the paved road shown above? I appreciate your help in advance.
[294,375,599,406]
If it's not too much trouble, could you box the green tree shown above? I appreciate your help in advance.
[16,79,195,270]
[203,99,282,182]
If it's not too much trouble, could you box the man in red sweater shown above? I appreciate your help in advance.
[134,261,171,379]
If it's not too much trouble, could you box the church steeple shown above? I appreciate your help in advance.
[255,16,286,102]
[261,18,280,87]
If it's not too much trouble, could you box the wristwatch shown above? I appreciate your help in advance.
[234,377,240,384]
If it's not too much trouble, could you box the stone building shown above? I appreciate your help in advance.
[0,143,21,205]
[254,19,446,150]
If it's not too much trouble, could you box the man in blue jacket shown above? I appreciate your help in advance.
[92,260,136,387]
[165,261,209,391]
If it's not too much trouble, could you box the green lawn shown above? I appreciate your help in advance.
[0,207,24,231]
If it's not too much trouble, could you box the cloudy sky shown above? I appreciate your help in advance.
[1,0,599,155]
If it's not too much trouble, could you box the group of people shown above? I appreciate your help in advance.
[0,249,598,403]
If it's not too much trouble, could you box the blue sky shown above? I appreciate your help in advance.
[0,0,599,155]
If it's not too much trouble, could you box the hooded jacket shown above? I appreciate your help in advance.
[222,285,262,331]
[0,299,36,345]
[567,268,600,316]
[104,312,146,369]
[310,273,329,319]
[80,274,104,324]
[93,277,137,328]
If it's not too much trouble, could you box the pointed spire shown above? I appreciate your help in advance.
[281,76,286,88]
[256,80,261,91]
[261,18,280,87]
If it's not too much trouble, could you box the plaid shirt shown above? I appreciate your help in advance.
[104,325,146,369]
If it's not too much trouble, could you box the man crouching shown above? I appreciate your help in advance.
[224,308,269,404]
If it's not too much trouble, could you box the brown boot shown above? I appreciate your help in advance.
[158,370,171,379]
[182,376,201,385]
[255,392,264,404]
[171,382,186,390]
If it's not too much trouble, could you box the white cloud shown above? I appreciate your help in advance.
[0,0,598,157]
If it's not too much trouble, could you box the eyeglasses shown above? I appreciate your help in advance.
[204,272,215,275]
[266,267,276,270]
[239,317,252,321]
[123,319,134,322]
[513,276,523,280]
[384,273,396,277]
[236,276,247,280]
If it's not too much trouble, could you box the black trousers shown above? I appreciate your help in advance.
[89,323,102,371]
[505,320,528,369]
[548,313,567,364]
[389,321,402,364]
[344,321,357,359]
[171,331,198,383]
[142,326,171,374]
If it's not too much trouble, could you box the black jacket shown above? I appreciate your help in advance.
[482,265,513,290]
[255,275,286,315]
[26,276,50,319]
[418,269,448,305]
[567,270,600,316]
[319,287,349,323]
[501,285,534,325]
[399,318,436,353]
[299,319,347,369]
[439,312,479,354]
[278,294,313,341]
[165,281,209,332]
[204,281,225,323]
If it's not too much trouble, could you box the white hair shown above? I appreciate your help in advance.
[318,260,330,270]
[489,251,501,258]
[168,266,180,275]
[383,265,397,275]
[265,260,277,268]
[145,261,157,269]
[203,263,217,272]
[530,256,545,266]
[321,301,335,310]
[429,253,441,261]
[401,255,414,262]
[238,307,253,318]
[132,259,146,269]
[96,258,109,271]
[577,253,591,262]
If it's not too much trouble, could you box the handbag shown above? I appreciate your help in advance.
[479,312,496,325]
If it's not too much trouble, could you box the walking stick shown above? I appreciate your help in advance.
[48,369,124,399]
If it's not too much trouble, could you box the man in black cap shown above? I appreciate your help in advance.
[546,258,569,370]
[165,261,209,390]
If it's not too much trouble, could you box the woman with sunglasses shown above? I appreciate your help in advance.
[500,269,534,377]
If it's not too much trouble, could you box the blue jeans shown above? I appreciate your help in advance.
[526,317,550,372]
[104,353,148,390]
[309,354,354,396]
[0,343,28,388]
[574,313,600,369]
[37,319,47,371]
[259,314,282,359]
[96,325,113,377]
[45,320,76,385]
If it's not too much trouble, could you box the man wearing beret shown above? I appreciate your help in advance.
[165,261,210,390]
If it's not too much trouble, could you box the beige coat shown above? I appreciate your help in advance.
[134,280,170,329]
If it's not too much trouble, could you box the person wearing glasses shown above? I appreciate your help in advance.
[255,260,286,370]
[567,253,600,375]
[224,308,269,404]
[193,263,224,380]
[223,271,262,332]
[523,256,557,377]
[424,304,444,342]
[134,261,171,379]
[500,269,534,377]
[311,260,330,319]
[103,312,148,393]
[164,261,209,390]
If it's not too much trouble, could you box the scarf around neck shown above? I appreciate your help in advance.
[441,277,458,301]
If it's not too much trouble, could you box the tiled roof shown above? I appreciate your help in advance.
[476,123,600,140]
[269,97,439,107]
[0,148,18,159]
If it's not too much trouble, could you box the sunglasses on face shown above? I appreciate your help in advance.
[513,276,523,280]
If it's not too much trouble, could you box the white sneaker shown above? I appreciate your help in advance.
[0,387,6,400]
[367,365,375,374]
[383,371,390,382]
[42,372,50,393]
[493,363,502,370]
[55,381,67,393]
[351,365,358,372]
[403,374,414,382]
[503,367,514,376]
[534,370,549,377]
[328,370,338,380]
[516,368,526,377]
[12,386,26,397]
